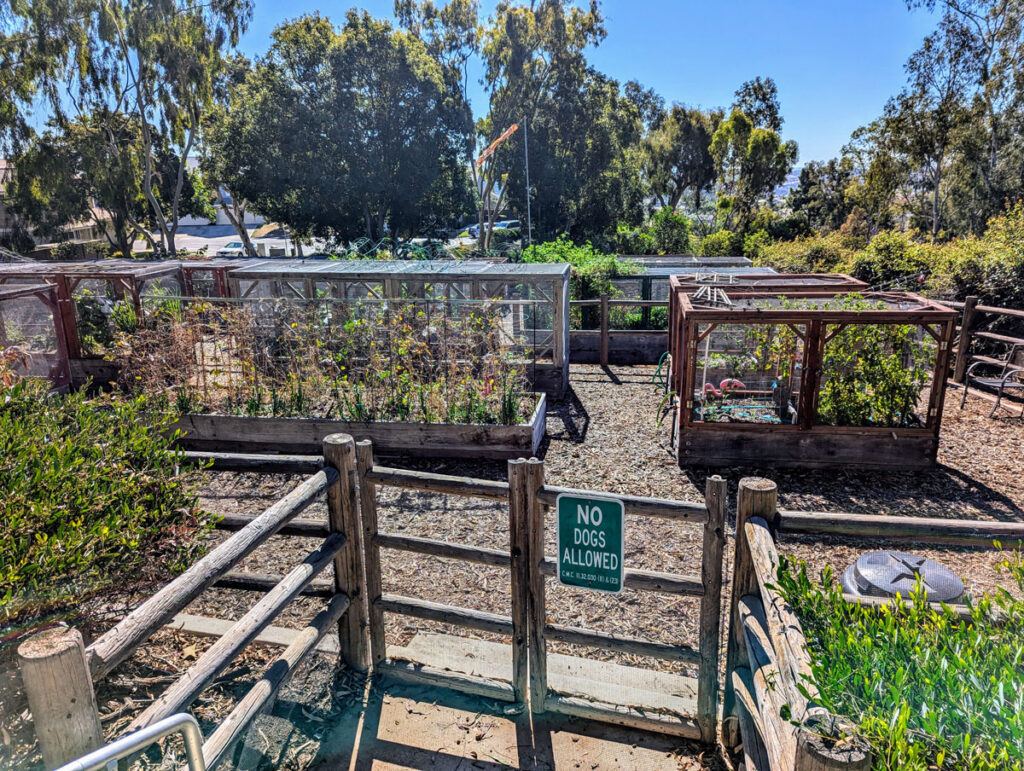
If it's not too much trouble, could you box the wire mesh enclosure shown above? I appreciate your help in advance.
[0,260,183,359]
[668,288,956,469]
[225,260,571,397]
[180,259,257,298]
[0,284,71,388]
[124,294,544,426]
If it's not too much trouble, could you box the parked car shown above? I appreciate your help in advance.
[216,241,246,257]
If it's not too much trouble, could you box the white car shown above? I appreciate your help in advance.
[216,241,246,257]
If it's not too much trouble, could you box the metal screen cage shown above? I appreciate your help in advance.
[668,289,956,469]
[180,259,258,298]
[222,260,571,397]
[130,293,545,422]
[0,260,183,359]
[0,283,71,388]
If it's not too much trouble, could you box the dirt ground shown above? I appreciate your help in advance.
[2,364,1021,770]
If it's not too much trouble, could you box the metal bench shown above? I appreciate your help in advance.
[960,343,1024,418]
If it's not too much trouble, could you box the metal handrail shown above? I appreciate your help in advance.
[53,713,206,771]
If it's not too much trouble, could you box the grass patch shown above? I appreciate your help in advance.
[776,555,1024,770]
[0,377,209,626]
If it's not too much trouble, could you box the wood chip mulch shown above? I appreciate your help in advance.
[2,364,1021,769]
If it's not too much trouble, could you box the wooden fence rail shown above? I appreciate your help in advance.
[17,437,364,771]
[570,294,669,365]
[722,478,872,770]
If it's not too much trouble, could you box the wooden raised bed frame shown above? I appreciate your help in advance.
[668,287,956,469]
[172,393,546,459]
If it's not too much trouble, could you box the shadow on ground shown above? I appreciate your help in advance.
[227,669,725,770]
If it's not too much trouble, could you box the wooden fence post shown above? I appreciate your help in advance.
[18,628,103,770]
[525,457,547,712]
[697,475,728,745]
[722,477,778,751]
[953,295,978,383]
[600,293,610,367]
[508,459,530,704]
[356,439,386,669]
[323,434,368,672]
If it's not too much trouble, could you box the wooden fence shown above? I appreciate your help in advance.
[722,476,1024,771]
[356,444,728,741]
[948,295,1024,382]
[16,437,366,770]
[570,294,668,366]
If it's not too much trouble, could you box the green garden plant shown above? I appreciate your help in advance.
[776,554,1024,770]
[0,376,208,623]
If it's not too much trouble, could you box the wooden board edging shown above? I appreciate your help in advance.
[171,393,546,460]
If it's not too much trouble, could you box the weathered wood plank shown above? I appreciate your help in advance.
[171,400,544,459]
[356,441,386,669]
[508,459,530,704]
[213,570,334,598]
[731,667,774,771]
[181,450,323,475]
[697,475,728,744]
[539,558,704,596]
[324,435,368,672]
[198,594,351,770]
[544,622,700,663]
[376,594,514,636]
[214,513,330,538]
[86,468,337,680]
[537,485,709,523]
[126,533,346,731]
[366,465,510,500]
[545,694,702,740]
[374,532,510,567]
[777,510,1024,547]
[377,659,516,702]
[722,478,778,751]
[745,517,818,723]
[679,428,938,470]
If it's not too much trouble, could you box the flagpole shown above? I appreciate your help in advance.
[523,115,533,250]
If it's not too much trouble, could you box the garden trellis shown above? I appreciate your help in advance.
[225,260,571,397]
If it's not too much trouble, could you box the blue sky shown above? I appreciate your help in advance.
[238,1,939,164]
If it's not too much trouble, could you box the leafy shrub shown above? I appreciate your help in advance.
[0,378,207,621]
[648,207,692,254]
[777,554,1024,770]
[523,235,639,313]
[755,231,862,273]
[699,229,743,256]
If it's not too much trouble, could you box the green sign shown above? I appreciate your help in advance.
[556,493,624,593]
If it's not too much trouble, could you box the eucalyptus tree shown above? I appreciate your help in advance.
[642,105,721,212]
[0,0,251,254]
[473,0,606,248]
[732,76,784,133]
[711,109,798,230]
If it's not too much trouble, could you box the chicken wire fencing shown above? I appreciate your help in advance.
[0,285,70,387]
[123,295,542,425]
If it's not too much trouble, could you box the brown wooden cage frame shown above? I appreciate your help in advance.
[667,284,956,469]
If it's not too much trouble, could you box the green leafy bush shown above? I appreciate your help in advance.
[777,554,1024,770]
[699,229,743,256]
[0,378,207,621]
[523,236,639,327]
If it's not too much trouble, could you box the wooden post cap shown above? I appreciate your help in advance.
[18,627,104,770]
[738,477,777,493]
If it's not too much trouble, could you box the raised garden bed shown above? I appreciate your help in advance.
[668,287,956,469]
[172,392,546,459]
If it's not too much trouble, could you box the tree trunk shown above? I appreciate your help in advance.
[167,123,198,257]
[216,187,256,256]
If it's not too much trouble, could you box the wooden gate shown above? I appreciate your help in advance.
[354,440,728,742]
